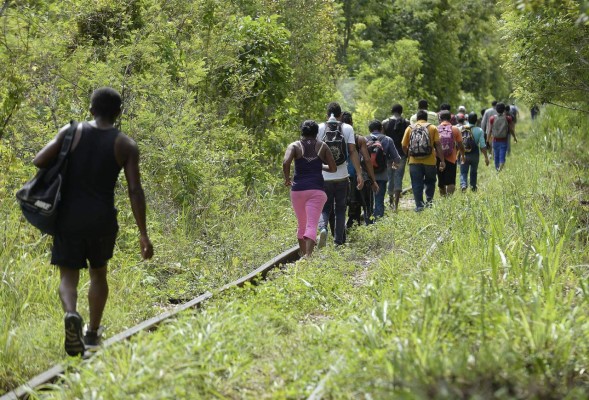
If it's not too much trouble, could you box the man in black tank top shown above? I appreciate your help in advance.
[33,87,153,356]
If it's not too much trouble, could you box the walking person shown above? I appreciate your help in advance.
[382,104,410,212]
[506,103,519,156]
[33,87,153,356]
[342,112,379,229]
[438,103,457,125]
[437,110,465,196]
[488,102,517,171]
[283,120,337,257]
[409,99,440,126]
[317,102,364,247]
[459,112,490,191]
[366,120,400,219]
[402,110,446,211]
[480,100,498,148]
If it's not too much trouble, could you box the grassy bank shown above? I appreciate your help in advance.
[0,149,296,392]
[22,108,588,399]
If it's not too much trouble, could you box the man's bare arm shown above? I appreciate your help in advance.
[33,124,69,168]
[347,143,364,189]
[358,137,379,192]
[121,136,153,259]
[282,143,296,186]
[434,142,446,170]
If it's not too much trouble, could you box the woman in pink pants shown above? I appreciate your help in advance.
[283,120,337,257]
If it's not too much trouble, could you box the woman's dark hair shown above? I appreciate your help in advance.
[468,112,478,125]
[300,120,319,138]
[368,120,382,132]
[439,110,451,122]
[341,111,353,126]
[90,87,122,121]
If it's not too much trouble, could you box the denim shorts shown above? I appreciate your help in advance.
[388,156,407,193]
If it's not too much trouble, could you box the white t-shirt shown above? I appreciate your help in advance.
[410,110,439,126]
[317,122,355,181]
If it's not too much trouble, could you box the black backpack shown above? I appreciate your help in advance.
[366,134,387,173]
[384,117,408,139]
[324,120,347,165]
[461,125,477,152]
[16,121,77,235]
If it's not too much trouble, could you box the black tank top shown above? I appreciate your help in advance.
[57,122,122,235]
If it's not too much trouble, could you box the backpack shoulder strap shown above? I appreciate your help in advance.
[56,120,77,167]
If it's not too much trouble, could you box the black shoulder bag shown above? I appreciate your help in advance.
[16,121,78,235]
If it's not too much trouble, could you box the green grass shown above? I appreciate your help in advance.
[2,107,589,398]
[0,167,296,392]
[12,108,585,399]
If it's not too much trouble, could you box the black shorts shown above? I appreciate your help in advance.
[51,232,117,269]
[437,159,457,187]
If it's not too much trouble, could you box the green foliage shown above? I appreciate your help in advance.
[351,39,423,127]
[2,0,589,396]
[32,112,589,398]
[336,0,511,119]
[0,0,336,391]
[216,15,292,132]
[503,0,589,106]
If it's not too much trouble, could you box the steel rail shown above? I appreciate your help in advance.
[1,246,301,400]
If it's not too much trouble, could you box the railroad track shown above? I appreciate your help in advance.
[1,246,301,400]
[2,186,414,399]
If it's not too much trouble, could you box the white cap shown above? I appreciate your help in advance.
[458,105,466,112]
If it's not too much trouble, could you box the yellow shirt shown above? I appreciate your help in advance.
[402,121,439,166]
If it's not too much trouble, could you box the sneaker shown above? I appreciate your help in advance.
[83,326,105,351]
[64,312,85,357]
[317,228,327,249]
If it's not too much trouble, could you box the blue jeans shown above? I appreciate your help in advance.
[460,150,480,190]
[319,179,349,245]
[409,164,437,211]
[373,180,388,219]
[387,156,407,195]
[493,141,508,170]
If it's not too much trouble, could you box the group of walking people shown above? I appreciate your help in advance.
[283,99,518,257]
[29,86,517,356]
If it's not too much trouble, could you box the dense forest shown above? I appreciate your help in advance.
[1,0,589,397]
[1,0,588,188]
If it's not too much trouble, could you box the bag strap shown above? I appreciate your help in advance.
[370,133,384,142]
[54,120,78,170]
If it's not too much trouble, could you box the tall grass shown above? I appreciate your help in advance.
[0,166,295,392]
[23,107,589,398]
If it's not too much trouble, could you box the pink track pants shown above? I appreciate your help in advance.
[290,189,327,242]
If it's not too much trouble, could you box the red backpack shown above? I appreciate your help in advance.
[366,134,387,173]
